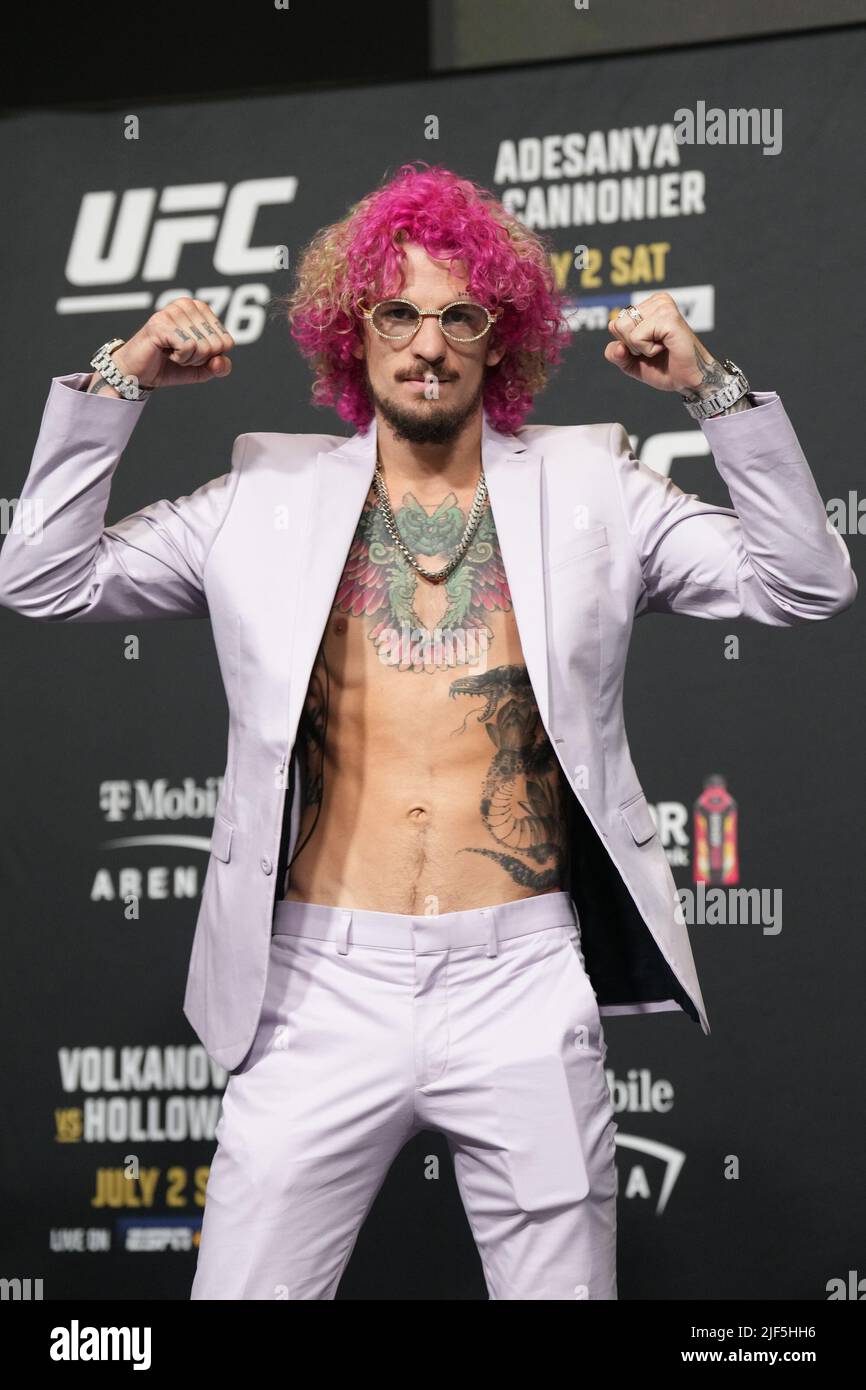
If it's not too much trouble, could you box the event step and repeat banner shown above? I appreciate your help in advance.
[0,25,863,1300]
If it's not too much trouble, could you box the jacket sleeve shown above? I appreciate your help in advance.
[611,391,858,624]
[0,373,244,622]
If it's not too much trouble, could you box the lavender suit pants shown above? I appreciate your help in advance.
[190,890,618,1300]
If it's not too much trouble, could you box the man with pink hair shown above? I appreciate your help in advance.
[0,163,855,1300]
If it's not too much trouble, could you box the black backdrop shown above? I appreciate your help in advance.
[0,25,863,1300]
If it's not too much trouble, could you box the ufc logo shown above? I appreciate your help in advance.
[65,177,298,285]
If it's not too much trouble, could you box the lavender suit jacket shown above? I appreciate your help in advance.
[0,373,857,1069]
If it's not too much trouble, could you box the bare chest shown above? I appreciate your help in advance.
[284,485,570,906]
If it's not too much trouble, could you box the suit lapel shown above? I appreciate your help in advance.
[287,422,376,739]
[479,414,550,730]
[287,410,550,738]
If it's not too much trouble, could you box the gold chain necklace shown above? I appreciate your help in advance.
[372,460,489,585]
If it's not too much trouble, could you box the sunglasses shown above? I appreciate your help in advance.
[359,297,501,344]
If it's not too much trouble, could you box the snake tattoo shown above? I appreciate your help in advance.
[449,664,568,889]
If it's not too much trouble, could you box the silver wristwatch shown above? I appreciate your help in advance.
[681,358,750,420]
[89,337,155,401]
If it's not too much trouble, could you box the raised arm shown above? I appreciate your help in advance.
[0,297,241,622]
[612,392,858,625]
[0,374,245,622]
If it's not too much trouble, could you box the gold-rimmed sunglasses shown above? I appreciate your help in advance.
[359,296,501,344]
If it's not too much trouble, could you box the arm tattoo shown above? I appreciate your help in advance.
[681,348,753,414]
[680,349,734,401]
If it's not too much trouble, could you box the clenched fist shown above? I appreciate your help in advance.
[87,298,235,397]
[603,291,729,397]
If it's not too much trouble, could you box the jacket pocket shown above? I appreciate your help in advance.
[210,811,234,863]
[618,791,657,845]
[545,524,609,573]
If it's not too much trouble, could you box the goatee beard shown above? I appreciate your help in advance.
[368,377,485,446]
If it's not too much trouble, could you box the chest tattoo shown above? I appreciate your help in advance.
[290,486,568,894]
[334,490,511,673]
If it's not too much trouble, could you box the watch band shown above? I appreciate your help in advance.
[682,358,750,420]
[89,338,155,401]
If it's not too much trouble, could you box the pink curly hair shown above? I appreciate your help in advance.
[283,162,571,434]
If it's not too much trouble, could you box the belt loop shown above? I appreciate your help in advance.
[482,906,499,957]
[337,909,352,955]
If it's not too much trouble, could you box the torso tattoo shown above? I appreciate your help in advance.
[336,481,509,672]
[287,481,571,901]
